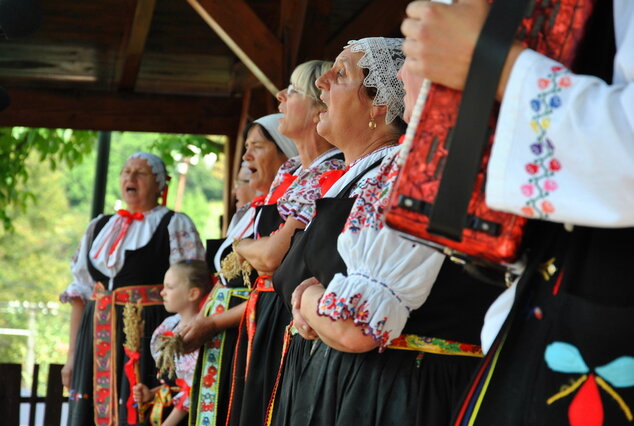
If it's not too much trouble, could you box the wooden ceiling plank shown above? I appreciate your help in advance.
[325,0,410,59]
[0,87,241,135]
[297,0,332,62]
[186,0,283,96]
[279,0,308,83]
[118,0,158,91]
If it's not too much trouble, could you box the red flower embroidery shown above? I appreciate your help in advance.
[541,200,555,214]
[525,163,539,174]
[549,158,562,171]
[551,66,563,72]
[538,78,550,89]
[559,76,572,87]
[521,206,535,217]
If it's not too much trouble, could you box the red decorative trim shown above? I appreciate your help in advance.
[92,282,164,425]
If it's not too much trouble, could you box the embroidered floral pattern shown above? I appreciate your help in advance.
[277,153,346,224]
[264,157,302,205]
[193,286,249,425]
[520,66,571,219]
[317,271,410,349]
[344,150,401,233]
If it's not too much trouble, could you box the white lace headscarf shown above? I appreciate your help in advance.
[345,37,405,125]
[128,152,168,190]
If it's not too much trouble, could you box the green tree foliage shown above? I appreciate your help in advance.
[0,127,95,231]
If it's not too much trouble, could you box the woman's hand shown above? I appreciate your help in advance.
[133,383,152,404]
[401,0,525,99]
[291,277,321,340]
[401,0,489,90]
[61,357,73,391]
[180,316,218,353]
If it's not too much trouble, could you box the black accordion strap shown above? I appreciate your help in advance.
[427,0,530,241]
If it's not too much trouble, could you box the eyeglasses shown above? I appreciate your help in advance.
[286,83,326,107]
[287,84,308,97]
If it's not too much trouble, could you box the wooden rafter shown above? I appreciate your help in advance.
[279,0,308,84]
[297,0,332,62]
[325,0,409,59]
[117,0,158,91]
[0,87,241,135]
[186,0,283,95]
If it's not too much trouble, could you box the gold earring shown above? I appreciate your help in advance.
[368,116,377,130]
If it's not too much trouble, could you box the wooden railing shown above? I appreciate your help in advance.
[0,363,67,426]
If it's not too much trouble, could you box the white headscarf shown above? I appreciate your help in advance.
[346,37,406,125]
[127,152,168,190]
[253,113,299,158]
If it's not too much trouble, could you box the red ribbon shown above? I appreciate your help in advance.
[92,209,145,260]
[161,176,172,206]
[319,168,348,194]
[124,347,141,424]
[250,195,267,208]
[174,378,191,411]
[244,275,274,376]
[267,173,298,205]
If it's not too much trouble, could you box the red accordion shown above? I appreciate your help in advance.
[385,0,595,269]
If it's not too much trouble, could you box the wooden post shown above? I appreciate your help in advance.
[44,364,65,426]
[0,363,22,425]
[28,363,39,426]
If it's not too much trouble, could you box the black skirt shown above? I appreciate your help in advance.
[227,292,292,426]
[272,335,479,426]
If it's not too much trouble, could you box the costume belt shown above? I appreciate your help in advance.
[91,282,164,425]
[388,334,483,358]
[193,285,249,426]
[244,275,273,375]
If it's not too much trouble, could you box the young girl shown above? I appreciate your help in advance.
[133,259,212,426]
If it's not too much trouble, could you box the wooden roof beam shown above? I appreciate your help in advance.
[118,0,158,91]
[0,87,241,135]
[325,0,410,59]
[279,0,308,83]
[186,0,283,96]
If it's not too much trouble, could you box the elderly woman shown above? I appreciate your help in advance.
[60,152,205,425]
[221,60,346,426]
[271,40,502,425]
[183,113,297,426]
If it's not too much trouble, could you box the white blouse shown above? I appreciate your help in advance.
[481,2,634,353]
[277,148,345,224]
[150,314,199,411]
[61,206,205,301]
[317,146,445,349]
[486,1,634,227]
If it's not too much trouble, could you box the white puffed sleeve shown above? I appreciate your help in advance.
[486,6,634,226]
[168,212,205,264]
[317,149,445,349]
[60,216,102,302]
[319,227,444,349]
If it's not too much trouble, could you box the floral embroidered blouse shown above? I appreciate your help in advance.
[481,2,634,353]
[316,147,445,350]
[150,314,199,411]
[486,1,634,227]
[277,148,346,224]
[61,206,205,301]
